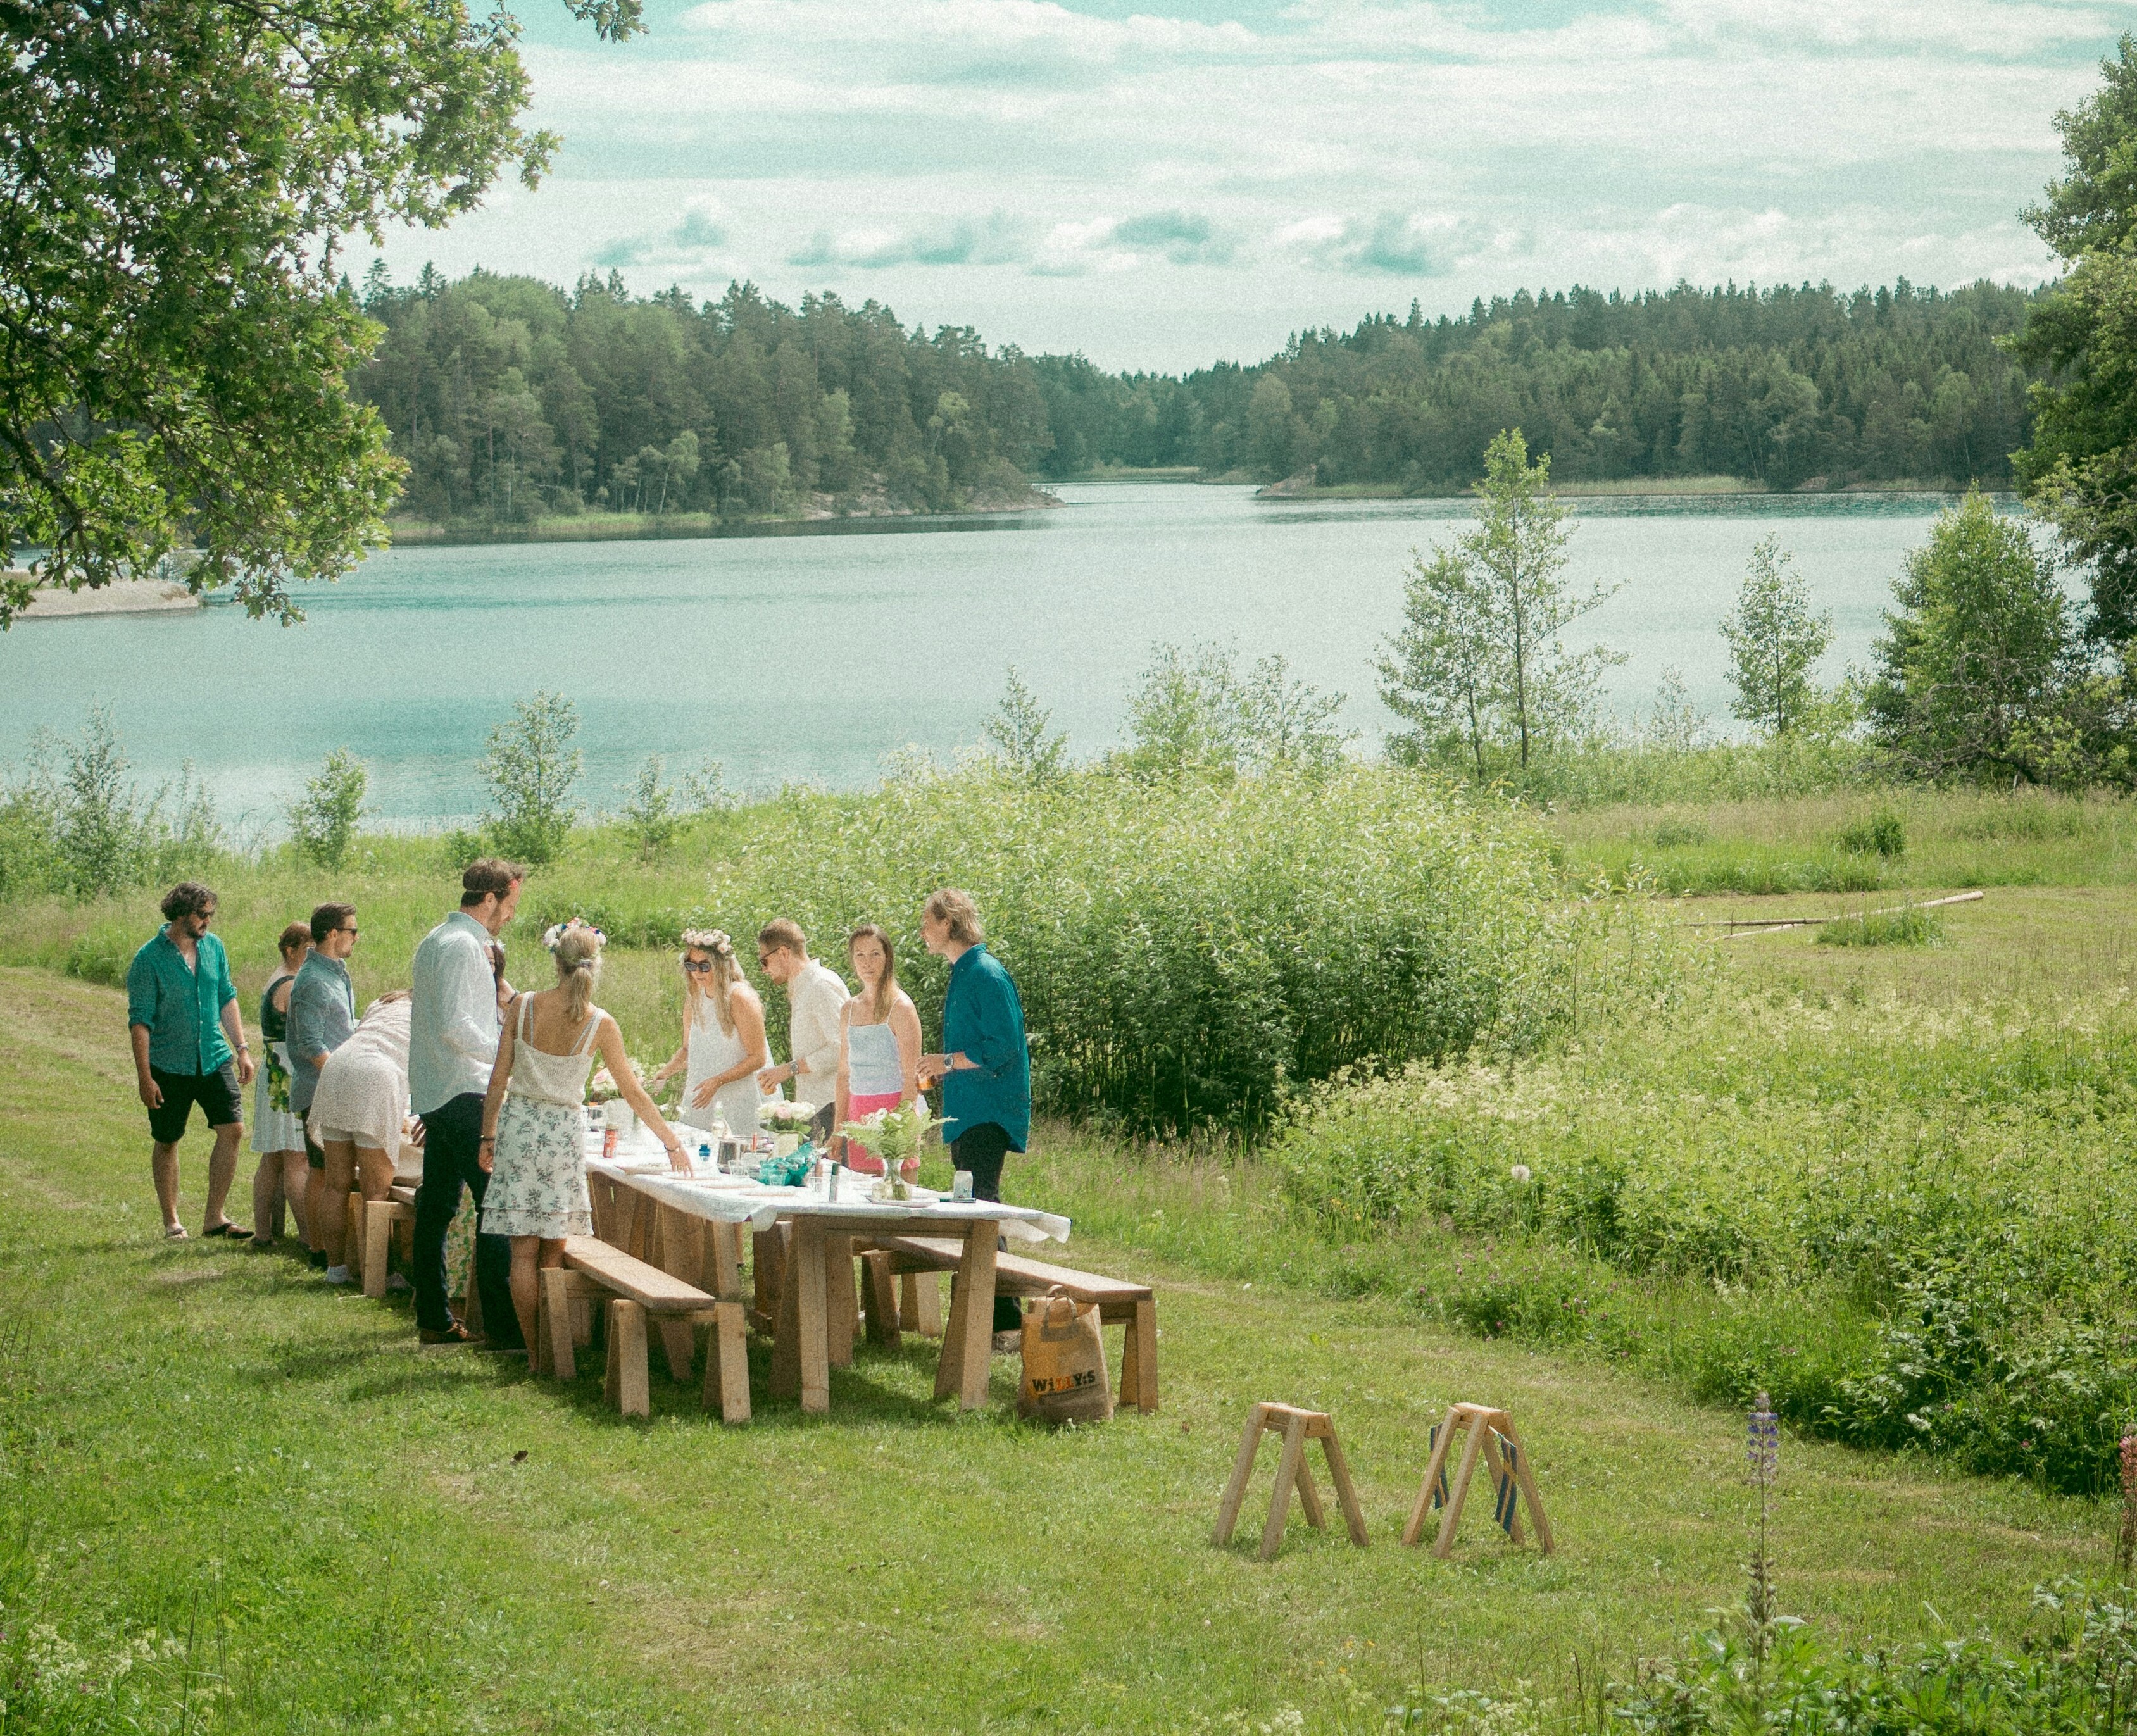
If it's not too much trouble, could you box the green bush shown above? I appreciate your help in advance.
[1837,808,1907,856]
[65,925,135,987]
[1453,732,1871,809]
[289,748,367,868]
[1648,818,1710,848]
[479,691,580,866]
[1270,992,2137,1492]
[708,764,1591,1135]
[1597,1583,2137,1736]
[1814,907,1942,947]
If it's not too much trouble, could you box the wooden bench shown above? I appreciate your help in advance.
[874,1235,1158,1413]
[548,1236,750,1423]
[355,1184,418,1300]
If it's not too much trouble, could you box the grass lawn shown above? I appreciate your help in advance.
[0,966,2114,1733]
[1548,787,2137,893]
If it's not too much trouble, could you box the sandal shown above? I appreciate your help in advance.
[204,1221,250,1239]
[164,1225,189,1240]
[418,1322,480,1346]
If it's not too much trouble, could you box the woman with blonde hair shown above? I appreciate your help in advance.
[834,924,924,1177]
[481,920,687,1360]
[649,928,769,1139]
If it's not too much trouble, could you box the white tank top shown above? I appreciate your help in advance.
[507,994,604,1108]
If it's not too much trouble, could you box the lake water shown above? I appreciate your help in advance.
[0,483,2009,831]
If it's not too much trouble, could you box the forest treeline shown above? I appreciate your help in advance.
[351,267,2048,525]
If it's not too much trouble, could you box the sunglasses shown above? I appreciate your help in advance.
[682,959,713,974]
[338,925,360,937]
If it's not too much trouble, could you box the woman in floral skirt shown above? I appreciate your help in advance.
[479,920,689,1359]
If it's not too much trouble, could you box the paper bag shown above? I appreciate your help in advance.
[1018,1290,1114,1423]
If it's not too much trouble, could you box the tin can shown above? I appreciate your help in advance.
[603,1127,618,1159]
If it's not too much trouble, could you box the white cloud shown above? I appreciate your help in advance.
[355,0,2118,368]
[591,197,730,268]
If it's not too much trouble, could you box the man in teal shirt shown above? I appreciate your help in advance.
[127,881,254,1240]
[918,887,1030,1340]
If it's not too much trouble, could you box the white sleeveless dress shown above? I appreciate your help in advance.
[681,995,765,1139]
[486,996,602,1239]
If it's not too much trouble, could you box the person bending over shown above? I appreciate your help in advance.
[311,992,418,1289]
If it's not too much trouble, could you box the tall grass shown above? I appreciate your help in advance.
[698,765,1604,1134]
[1553,786,2137,892]
[1,765,1611,1137]
[1264,987,2137,1493]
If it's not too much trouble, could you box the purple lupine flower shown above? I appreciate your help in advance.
[1748,1392,1779,1482]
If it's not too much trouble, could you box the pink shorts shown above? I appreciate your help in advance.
[843,1090,915,1176]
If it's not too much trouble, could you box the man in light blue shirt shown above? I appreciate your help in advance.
[408,858,523,1346]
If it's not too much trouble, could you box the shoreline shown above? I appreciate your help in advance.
[1250,475,2005,502]
[11,575,201,620]
[387,485,1064,549]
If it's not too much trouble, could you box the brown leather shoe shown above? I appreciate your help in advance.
[418,1322,480,1346]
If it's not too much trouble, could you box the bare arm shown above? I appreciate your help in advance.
[892,996,923,1109]
[600,1016,687,1172]
[833,1001,853,1156]
[221,998,254,1086]
[131,1024,161,1109]
[477,1002,517,1174]
[649,1037,689,1087]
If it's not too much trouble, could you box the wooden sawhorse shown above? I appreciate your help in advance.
[1402,1402,1554,1556]
[1213,1402,1369,1561]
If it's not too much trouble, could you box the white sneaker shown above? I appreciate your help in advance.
[323,1265,353,1285]
[385,1273,411,1294]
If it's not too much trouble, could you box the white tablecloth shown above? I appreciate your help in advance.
[584,1131,1070,1244]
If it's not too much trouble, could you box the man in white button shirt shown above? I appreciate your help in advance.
[408,858,523,1346]
[753,919,849,1138]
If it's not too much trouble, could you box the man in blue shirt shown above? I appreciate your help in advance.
[126,881,254,1240]
[917,887,1031,1340]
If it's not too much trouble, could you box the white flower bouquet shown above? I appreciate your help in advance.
[839,1099,942,1200]
[763,1100,818,1136]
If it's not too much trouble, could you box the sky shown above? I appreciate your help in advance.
[353,0,2129,373]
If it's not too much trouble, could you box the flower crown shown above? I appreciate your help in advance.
[679,927,734,960]
[543,918,607,953]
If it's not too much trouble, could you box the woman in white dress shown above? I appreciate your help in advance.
[648,928,770,1140]
[480,921,687,1360]
[248,923,313,1251]
[310,993,418,1283]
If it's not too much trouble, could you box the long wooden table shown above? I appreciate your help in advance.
[585,1144,1069,1414]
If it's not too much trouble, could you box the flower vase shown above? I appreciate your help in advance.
[602,1099,635,1135]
